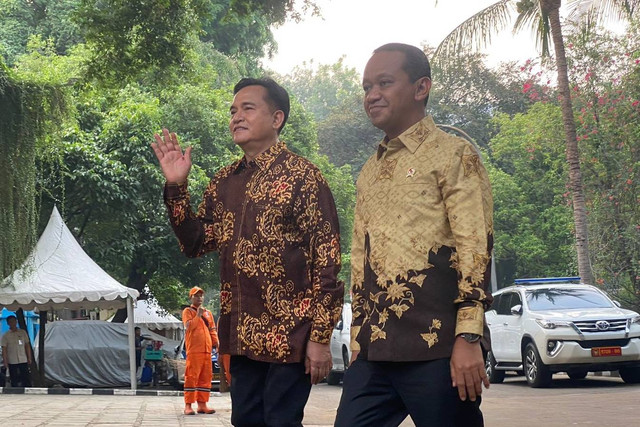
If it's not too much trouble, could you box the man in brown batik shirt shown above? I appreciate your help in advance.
[151,78,343,427]
[335,44,493,427]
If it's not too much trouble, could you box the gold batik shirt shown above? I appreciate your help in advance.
[350,116,494,362]
[164,141,344,363]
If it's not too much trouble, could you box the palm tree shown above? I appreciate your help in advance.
[435,0,639,286]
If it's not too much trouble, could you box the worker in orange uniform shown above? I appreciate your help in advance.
[182,286,219,415]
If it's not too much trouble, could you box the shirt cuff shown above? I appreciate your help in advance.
[309,326,332,344]
[164,181,188,199]
[454,305,485,336]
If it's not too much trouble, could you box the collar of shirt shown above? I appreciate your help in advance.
[376,116,435,160]
[235,140,286,172]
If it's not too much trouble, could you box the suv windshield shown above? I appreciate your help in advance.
[526,288,613,311]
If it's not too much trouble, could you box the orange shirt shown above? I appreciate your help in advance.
[182,306,219,355]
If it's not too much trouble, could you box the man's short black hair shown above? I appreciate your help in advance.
[373,43,432,106]
[233,77,290,134]
[135,326,141,331]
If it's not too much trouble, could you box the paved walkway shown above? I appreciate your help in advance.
[0,391,233,427]
[0,385,342,427]
[1,375,637,426]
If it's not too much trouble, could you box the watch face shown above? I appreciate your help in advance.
[463,334,481,343]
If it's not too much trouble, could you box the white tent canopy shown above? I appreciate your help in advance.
[121,299,183,330]
[0,206,140,389]
[0,206,139,310]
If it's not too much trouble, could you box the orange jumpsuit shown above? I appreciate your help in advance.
[182,306,219,404]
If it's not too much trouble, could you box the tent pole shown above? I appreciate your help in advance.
[38,311,47,386]
[126,297,136,390]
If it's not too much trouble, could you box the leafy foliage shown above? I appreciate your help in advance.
[488,103,576,285]
[76,0,209,84]
[564,22,640,308]
[0,0,83,65]
[0,55,68,278]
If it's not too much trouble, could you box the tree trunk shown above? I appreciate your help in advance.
[545,2,595,285]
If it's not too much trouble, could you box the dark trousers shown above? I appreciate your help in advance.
[229,356,312,427]
[335,358,484,427]
[8,363,32,388]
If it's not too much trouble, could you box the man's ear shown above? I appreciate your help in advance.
[273,110,285,131]
[415,77,432,103]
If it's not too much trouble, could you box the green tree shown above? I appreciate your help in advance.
[435,0,639,285]
[429,46,534,149]
[488,103,576,285]
[564,22,640,309]
[283,57,362,122]
[0,0,83,65]
[1,39,70,279]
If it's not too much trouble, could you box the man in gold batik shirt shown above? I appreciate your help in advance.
[335,44,493,427]
[151,78,343,427]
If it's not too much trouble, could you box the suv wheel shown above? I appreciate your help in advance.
[523,343,552,388]
[485,351,505,383]
[326,370,341,386]
[342,346,350,370]
[619,367,640,384]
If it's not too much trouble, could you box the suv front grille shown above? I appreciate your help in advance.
[576,338,630,349]
[573,319,628,333]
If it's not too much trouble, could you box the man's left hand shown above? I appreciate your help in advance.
[450,336,489,401]
[305,341,332,385]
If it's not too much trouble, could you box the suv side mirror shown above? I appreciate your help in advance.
[613,300,621,308]
[510,305,523,316]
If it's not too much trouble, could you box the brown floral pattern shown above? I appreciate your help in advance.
[165,141,343,363]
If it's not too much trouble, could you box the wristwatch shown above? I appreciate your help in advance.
[459,333,482,343]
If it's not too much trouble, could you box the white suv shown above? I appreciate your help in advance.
[485,278,640,387]
[327,303,352,385]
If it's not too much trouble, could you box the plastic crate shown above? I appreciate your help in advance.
[144,349,163,360]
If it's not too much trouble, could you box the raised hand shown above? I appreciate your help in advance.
[151,128,192,184]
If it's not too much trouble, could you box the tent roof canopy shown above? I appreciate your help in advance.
[114,299,182,330]
[0,207,139,311]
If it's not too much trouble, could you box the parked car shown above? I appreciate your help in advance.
[485,277,640,387]
[327,303,352,385]
[170,336,220,390]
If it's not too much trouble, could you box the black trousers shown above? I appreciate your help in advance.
[8,363,32,387]
[335,358,484,427]
[229,356,312,427]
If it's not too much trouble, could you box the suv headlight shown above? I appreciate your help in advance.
[536,319,571,329]
[631,316,640,324]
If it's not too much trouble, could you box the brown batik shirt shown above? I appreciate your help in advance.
[350,116,494,362]
[164,141,344,364]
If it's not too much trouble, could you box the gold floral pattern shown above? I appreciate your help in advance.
[220,283,232,315]
[420,318,442,348]
[377,158,397,180]
[164,141,343,363]
[349,116,493,362]
[462,153,481,177]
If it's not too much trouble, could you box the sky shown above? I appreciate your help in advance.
[262,0,614,76]
[264,0,536,75]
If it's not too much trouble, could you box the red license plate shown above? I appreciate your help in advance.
[591,346,622,357]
